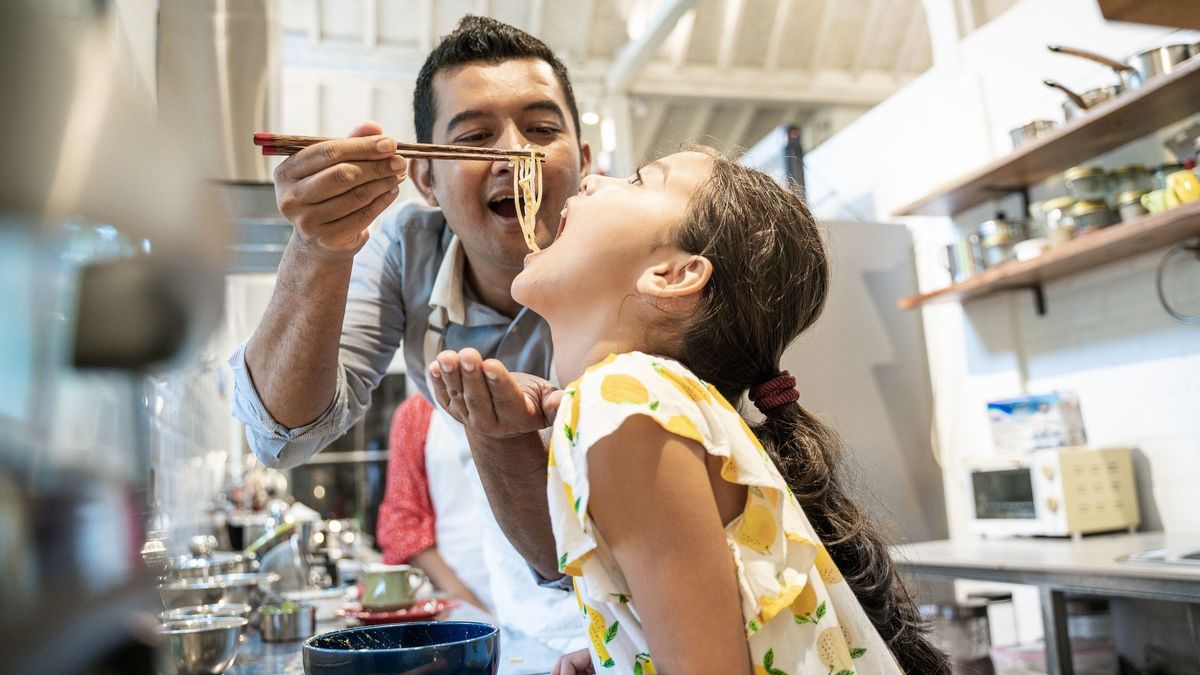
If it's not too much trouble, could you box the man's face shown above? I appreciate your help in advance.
[411,58,591,275]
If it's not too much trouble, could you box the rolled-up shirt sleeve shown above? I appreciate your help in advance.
[228,212,409,470]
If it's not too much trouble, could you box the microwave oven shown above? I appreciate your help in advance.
[966,447,1139,538]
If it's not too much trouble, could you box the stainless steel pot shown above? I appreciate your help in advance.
[158,572,279,610]
[1009,119,1057,149]
[1043,80,1121,120]
[1048,44,1139,90]
[1049,43,1196,89]
[166,535,246,580]
[259,603,317,642]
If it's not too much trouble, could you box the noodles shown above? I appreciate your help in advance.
[510,145,543,253]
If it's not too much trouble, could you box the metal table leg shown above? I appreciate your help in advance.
[1040,587,1074,675]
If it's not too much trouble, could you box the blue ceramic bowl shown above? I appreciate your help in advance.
[303,621,499,674]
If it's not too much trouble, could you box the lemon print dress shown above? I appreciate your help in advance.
[548,352,904,675]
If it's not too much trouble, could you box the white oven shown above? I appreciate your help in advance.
[966,447,1139,538]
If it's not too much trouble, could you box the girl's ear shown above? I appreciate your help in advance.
[409,159,438,206]
[635,253,712,300]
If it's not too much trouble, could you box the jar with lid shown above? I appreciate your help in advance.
[1108,165,1153,195]
[1116,190,1149,222]
[1042,197,1076,246]
[1064,166,1108,202]
[978,218,1028,266]
[1069,200,1117,234]
[1154,163,1185,190]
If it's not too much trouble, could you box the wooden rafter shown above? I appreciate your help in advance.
[763,0,792,71]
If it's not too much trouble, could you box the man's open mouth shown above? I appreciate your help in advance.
[488,194,533,220]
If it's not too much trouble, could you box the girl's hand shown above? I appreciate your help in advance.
[551,649,595,675]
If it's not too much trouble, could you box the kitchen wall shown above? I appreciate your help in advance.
[801,0,1200,643]
[805,0,1200,538]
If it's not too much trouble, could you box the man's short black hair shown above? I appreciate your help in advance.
[413,15,581,143]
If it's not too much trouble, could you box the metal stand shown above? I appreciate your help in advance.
[1040,588,1074,675]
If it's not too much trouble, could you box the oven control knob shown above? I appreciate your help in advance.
[1045,496,1060,513]
[1041,465,1055,480]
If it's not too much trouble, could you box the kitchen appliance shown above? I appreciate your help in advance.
[966,447,1140,539]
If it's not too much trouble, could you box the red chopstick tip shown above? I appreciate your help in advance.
[261,145,283,156]
[253,132,274,146]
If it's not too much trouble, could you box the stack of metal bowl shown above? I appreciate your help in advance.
[160,616,249,675]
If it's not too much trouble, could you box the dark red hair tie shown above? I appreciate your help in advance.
[749,371,799,415]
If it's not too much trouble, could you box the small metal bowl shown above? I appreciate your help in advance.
[259,602,317,642]
[160,616,248,675]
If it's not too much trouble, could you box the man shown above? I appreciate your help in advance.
[229,16,586,649]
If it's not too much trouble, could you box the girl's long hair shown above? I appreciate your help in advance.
[669,148,949,674]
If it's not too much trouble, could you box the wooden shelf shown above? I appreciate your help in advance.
[898,199,1200,310]
[1099,0,1200,31]
[892,56,1200,217]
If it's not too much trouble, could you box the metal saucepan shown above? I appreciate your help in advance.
[1009,119,1058,149]
[1043,80,1121,120]
[1049,43,1196,89]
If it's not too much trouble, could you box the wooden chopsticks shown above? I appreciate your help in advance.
[253,133,546,162]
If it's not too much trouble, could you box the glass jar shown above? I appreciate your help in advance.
[1116,190,1149,222]
[1154,163,1186,190]
[1064,166,1109,202]
[1069,200,1118,233]
[1108,165,1153,195]
[978,218,1028,266]
[1042,197,1077,246]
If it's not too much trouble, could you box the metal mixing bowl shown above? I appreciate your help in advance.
[160,616,249,675]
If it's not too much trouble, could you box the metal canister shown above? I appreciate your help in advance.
[1042,197,1077,246]
[1064,166,1108,202]
[1069,200,1118,233]
[978,218,1028,267]
[1108,165,1153,195]
[944,233,984,283]
[1116,190,1150,222]
[259,602,317,642]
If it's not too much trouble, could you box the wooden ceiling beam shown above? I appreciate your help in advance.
[807,0,837,73]
[852,0,886,75]
[631,64,908,106]
[717,0,747,70]
[606,0,699,93]
[763,0,792,71]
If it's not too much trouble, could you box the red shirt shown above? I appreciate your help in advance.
[376,395,436,564]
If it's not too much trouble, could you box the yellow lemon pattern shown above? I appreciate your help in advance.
[817,626,855,673]
[586,603,619,669]
[547,353,897,675]
[652,363,711,402]
[664,415,704,444]
[737,503,778,554]
[815,544,844,585]
[600,374,650,405]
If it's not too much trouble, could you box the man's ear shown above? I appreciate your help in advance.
[634,253,712,300]
[409,159,438,207]
[578,140,593,177]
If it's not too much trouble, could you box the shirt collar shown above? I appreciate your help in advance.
[428,233,513,328]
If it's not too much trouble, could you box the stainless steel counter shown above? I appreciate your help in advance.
[894,532,1200,675]
[227,601,562,674]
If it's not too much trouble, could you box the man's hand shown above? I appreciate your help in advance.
[428,348,564,439]
[273,121,406,263]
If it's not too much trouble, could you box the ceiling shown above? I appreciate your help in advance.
[277,0,1019,173]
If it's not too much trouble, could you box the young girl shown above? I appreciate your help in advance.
[509,148,949,675]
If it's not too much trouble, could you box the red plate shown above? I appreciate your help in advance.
[339,598,457,625]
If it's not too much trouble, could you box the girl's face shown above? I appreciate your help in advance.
[511,151,713,319]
